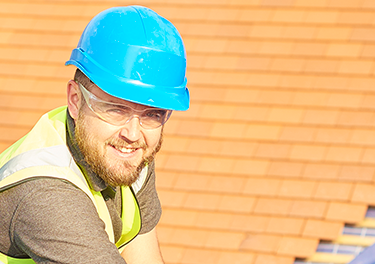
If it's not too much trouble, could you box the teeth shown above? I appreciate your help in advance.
[114,146,136,153]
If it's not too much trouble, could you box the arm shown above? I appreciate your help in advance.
[121,228,164,264]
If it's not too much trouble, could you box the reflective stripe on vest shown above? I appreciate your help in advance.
[0,106,141,263]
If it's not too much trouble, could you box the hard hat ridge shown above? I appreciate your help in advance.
[66,5,189,111]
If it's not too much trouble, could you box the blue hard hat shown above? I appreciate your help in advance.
[65,6,189,111]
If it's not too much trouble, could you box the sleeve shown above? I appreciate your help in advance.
[10,178,126,264]
[135,161,162,234]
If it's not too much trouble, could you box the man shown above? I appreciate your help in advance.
[0,5,189,264]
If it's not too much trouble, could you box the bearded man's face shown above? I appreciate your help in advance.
[74,86,163,186]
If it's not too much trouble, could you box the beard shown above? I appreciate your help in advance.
[75,111,163,187]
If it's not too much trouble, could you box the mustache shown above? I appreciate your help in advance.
[105,138,147,151]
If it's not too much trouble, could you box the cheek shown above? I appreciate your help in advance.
[144,129,162,150]
[78,113,114,145]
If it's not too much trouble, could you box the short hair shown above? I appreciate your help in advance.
[74,69,94,91]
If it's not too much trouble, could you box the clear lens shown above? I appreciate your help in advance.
[79,83,171,129]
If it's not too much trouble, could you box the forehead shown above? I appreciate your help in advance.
[90,84,151,110]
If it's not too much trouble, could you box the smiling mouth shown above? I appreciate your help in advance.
[111,144,138,154]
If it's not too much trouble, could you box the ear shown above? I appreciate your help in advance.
[67,80,81,120]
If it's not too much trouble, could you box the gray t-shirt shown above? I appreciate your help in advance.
[0,111,162,263]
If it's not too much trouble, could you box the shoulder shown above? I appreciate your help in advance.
[4,177,100,229]
[0,177,98,257]
[1,177,122,261]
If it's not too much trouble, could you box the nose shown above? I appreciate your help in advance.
[119,115,142,142]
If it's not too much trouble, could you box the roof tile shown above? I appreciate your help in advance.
[314,181,353,201]
[158,190,188,208]
[223,89,260,104]
[339,60,374,75]
[261,0,294,7]
[211,122,247,139]
[254,254,294,264]
[205,231,246,250]
[220,140,258,158]
[173,173,212,192]
[291,43,328,57]
[0,133,18,145]
[279,126,316,142]
[267,161,304,178]
[243,177,282,196]
[162,153,200,172]
[207,175,247,194]
[197,156,235,174]
[258,41,294,56]
[278,179,317,198]
[225,39,262,54]
[304,59,339,74]
[169,227,210,248]
[267,107,304,123]
[339,165,375,182]
[257,90,295,105]
[313,75,350,90]
[254,197,293,216]
[159,245,184,264]
[180,248,219,264]
[316,27,352,40]
[325,146,363,163]
[303,163,340,180]
[266,216,304,235]
[160,136,190,153]
[240,233,282,253]
[326,43,363,58]
[160,209,198,227]
[174,120,214,137]
[250,25,284,39]
[195,211,234,230]
[218,195,256,213]
[270,60,306,75]
[283,26,317,40]
[217,251,256,264]
[328,0,362,8]
[289,200,327,218]
[352,183,375,204]
[183,192,222,211]
[302,109,339,125]
[315,128,352,144]
[232,159,270,176]
[361,44,375,58]
[277,236,319,257]
[351,28,375,42]
[302,219,343,240]
[231,214,270,233]
[254,143,292,159]
[337,110,375,127]
[271,10,305,23]
[245,124,282,140]
[305,11,339,24]
[362,148,375,164]
[325,202,367,223]
[290,145,327,162]
[238,9,273,22]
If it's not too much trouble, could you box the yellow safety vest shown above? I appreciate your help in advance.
[0,106,141,264]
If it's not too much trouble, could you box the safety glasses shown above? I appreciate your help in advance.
[78,83,172,129]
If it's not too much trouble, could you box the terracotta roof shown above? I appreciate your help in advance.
[1,0,375,263]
